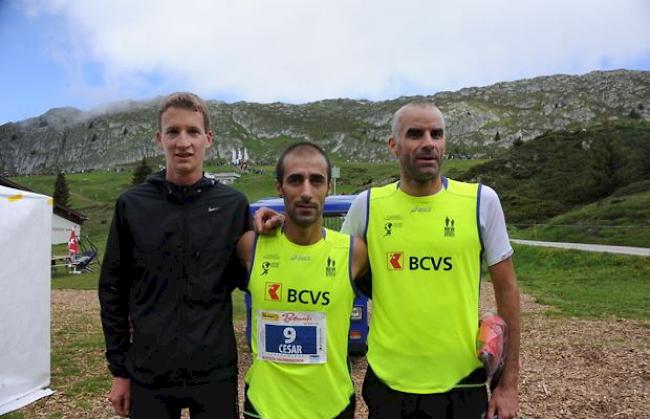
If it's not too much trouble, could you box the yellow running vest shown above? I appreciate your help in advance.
[366,179,484,394]
[246,228,355,419]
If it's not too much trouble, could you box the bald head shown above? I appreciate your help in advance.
[391,102,445,141]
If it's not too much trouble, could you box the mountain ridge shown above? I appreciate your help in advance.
[1,69,648,175]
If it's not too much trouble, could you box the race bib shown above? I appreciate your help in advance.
[257,310,327,364]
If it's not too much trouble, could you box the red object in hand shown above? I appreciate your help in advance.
[477,313,507,378]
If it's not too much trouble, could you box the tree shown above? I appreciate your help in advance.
[513,136,524,147]
[628,108,641,119]
[132,157,153,185]
[494,131,501,142]
[53,171,70,207]
[589,137,618,197]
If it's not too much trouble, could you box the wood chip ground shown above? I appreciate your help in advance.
[12,285,650,418]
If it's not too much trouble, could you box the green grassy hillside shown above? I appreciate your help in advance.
[461,121,650,224]
[509,188,650,247]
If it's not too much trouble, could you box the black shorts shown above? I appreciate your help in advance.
[129,377,238,419]
[362,364,488,419]
[243,385,355,419]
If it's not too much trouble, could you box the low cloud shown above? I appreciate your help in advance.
[19,0,650,105]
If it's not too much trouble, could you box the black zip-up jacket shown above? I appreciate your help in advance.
[99,171,250,385]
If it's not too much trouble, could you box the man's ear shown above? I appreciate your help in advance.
[388,136,398,158]
[275,180,283,197]
[206,130,213,148]
[155,131,163,146]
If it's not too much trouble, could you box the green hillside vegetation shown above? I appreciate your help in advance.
[461,121,650,244]
[510,188,650,247]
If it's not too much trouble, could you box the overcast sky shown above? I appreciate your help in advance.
[1,0,649,124]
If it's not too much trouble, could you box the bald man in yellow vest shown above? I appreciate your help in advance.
[341,102,520,419]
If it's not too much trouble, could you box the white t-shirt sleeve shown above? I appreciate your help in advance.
[340,190,368,238]
[479,185,514,266]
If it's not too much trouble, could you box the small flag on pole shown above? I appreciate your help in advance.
[68,230,80,254]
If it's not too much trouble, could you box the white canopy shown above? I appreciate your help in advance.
[0,185,54,414]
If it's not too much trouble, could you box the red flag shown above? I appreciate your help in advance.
[68,230,80,254]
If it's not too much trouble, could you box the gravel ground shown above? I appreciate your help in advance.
[10,285,650,418]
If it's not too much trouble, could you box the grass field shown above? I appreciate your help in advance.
[513,244,650,320]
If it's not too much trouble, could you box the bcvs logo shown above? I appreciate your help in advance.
[288,289,330,306]
[265,282,330,305]
[265,282,282,301]
[409,256,452,271]
[386,252,453,272]
[386,251,404,270]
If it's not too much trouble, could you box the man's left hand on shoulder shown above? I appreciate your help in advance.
[253,207,284,235]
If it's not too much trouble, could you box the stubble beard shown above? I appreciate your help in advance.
[402,155,443,184]
[287,204,322,228]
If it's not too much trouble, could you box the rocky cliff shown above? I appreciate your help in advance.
[1,69,648,175]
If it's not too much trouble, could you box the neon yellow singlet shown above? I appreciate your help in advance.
[366,179,483,394]
[246,228,355,419]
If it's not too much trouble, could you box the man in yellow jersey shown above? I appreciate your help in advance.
[340,102,521,419]
[238,142,369,419]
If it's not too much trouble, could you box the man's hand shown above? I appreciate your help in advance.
[108,377,131,417]
[488,257,520,419]
[253,207,285,235]
[487,382,518,419]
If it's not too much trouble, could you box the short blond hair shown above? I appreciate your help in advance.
[158,92,210,132]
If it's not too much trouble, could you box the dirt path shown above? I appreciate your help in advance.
[12,287,650,418]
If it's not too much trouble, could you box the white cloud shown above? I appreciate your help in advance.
[21,0,650,104]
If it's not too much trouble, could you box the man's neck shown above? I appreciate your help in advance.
[165,169,203,186]
[283,221,324,246]
[399,175,443,197]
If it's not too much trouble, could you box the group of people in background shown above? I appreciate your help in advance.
[99,92,520,419]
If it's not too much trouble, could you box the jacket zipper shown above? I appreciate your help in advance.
[181,201,190,384]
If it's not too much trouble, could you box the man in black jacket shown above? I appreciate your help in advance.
[99,92,250,418]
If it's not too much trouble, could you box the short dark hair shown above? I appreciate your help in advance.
[158,92,210,132]
[275,142,332,184]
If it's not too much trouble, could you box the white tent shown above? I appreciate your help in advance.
[0,185,54,415]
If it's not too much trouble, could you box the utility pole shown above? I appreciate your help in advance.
[331,166,340,195]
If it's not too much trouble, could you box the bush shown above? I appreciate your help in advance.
[53,171,70,207]
[132,158,153,185]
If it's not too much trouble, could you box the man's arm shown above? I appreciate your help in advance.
[224,200,253,291]
[350,236,369,280]
[98,200,133,417]
[486,257,520,419]
[236,230,257,274]
[342,192,372,296]
[340,191,368,238]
